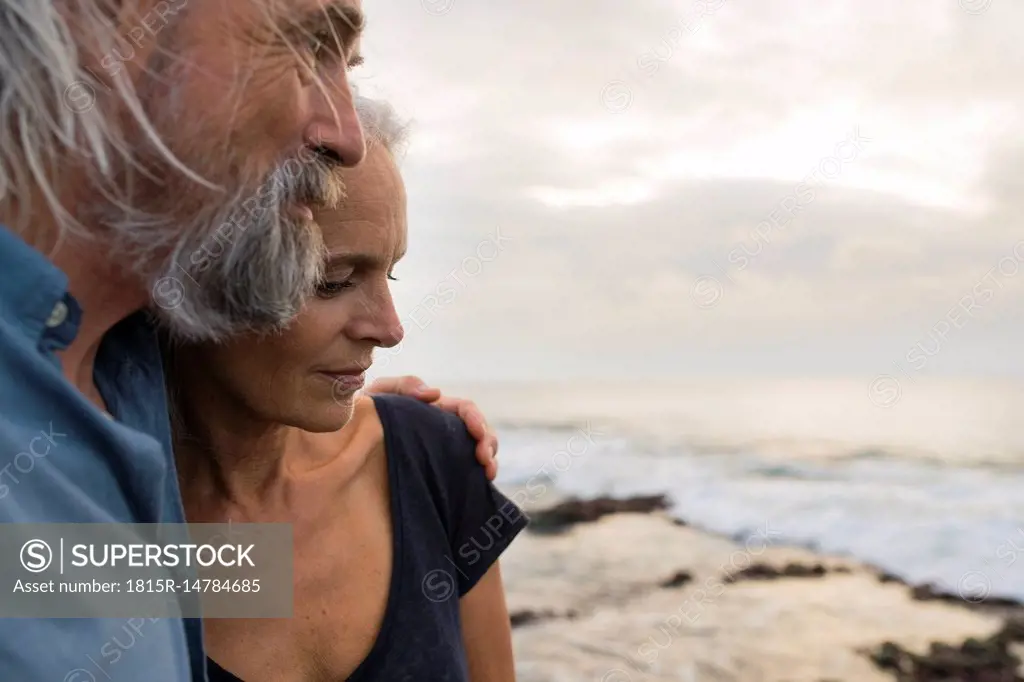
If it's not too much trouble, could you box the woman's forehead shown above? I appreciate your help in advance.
[320,202,400,247]
[340,144,403,203]
[314,146,406,246]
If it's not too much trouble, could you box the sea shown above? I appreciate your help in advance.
[453,378,1024,603]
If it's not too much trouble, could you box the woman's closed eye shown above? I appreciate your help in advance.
[316,269,398,299]
[315,279,354,298]
[316,264,355,298]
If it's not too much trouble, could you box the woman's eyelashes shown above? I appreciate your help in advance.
[315,264,354,298]
[315,269,399,298]
[315,279,354,298]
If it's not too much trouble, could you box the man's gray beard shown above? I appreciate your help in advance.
[100,154,344,342]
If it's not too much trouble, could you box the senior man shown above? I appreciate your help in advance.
[0,1,498,681]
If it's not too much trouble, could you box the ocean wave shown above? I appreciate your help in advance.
[493,418,606,434]
[743,463,839,481]
[495,426,1024,602]
[604,429,1023,471]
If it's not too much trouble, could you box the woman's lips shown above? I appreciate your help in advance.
[320,371,365,395]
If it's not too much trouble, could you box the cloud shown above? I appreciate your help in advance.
[356,0,1024,381]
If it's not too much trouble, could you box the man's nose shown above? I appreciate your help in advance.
[304,79,366,168]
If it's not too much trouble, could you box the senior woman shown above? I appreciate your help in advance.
[167,97,524,682]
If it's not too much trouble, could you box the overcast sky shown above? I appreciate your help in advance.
[353,0,1024,383]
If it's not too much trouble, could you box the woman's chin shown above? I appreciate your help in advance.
[293,401,356,433]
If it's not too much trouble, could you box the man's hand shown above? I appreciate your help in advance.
[364,376,499,480]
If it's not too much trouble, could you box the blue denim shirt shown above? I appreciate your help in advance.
[0,226,206,681]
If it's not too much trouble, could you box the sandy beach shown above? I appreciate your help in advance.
[500,493,1024,682]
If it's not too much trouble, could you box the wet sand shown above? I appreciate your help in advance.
[500,495,1024,682]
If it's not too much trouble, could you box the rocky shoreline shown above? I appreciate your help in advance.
[500,493,1024,682]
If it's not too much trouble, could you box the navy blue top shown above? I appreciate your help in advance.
[207,394,528,682]
[0,226,206,680]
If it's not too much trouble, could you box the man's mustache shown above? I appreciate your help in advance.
[280,151,348,211]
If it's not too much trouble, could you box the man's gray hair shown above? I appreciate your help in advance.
[0,6,408,343]
[355,93,410,159]
[0,0,202,241]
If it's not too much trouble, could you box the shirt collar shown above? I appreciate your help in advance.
[0,224,77,346]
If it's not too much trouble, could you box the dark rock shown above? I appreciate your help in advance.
[874,574,1023,616]
[509,608,578,628]
[660,571,694,588]
[877,571,905,584]
[509,610,549,627]
[526,495,670,534]
[868,617,1024,681]
[910,584,947,602]
[995,619,1024,645]
[911,583,1024,610]
[724,562,830,583]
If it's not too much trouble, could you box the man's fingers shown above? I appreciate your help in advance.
[474,435,497,480]
[482,456,498,482]
[456,401,487,438]
[381,390,501,478]
[431,398,500,475]
[435,397,491,438]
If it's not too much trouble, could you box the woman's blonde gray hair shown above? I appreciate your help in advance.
[354,92,411,159]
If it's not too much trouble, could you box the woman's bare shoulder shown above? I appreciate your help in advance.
[351,394,384,436]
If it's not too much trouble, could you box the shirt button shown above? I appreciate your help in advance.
[45,300,69,328]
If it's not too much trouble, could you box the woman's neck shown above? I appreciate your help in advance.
[173,381,305,517]
[171,359,378,522]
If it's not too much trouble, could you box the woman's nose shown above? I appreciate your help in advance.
[375,315,404,349]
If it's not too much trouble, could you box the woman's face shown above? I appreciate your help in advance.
[185,144,407,432]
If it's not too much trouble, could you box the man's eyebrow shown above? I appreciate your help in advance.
[295,2,366,40]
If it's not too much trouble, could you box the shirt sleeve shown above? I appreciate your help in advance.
[442,418,529,597]
[374,395,529,598]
